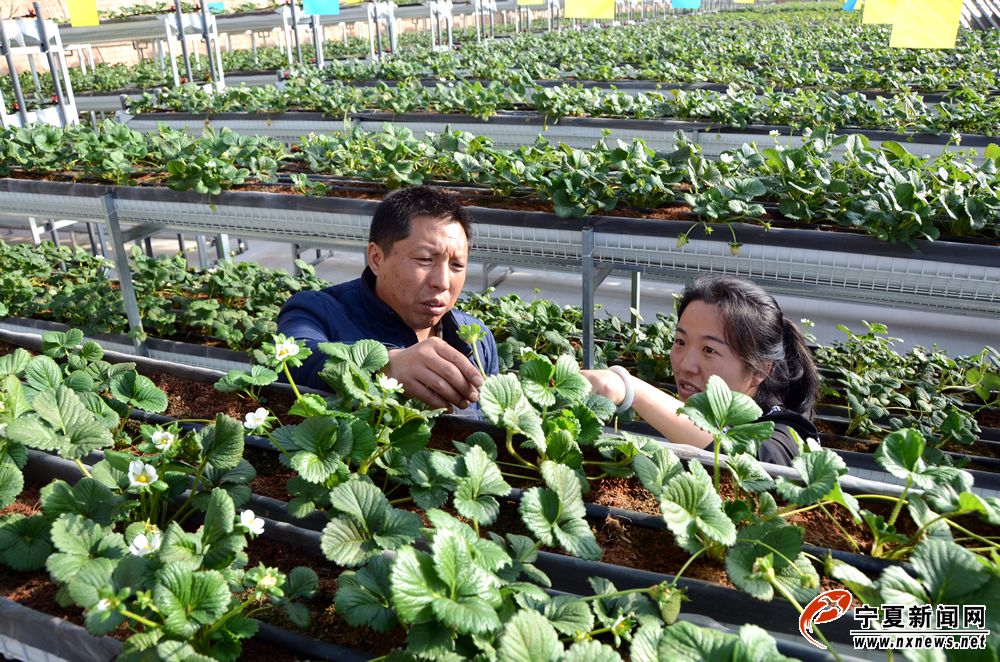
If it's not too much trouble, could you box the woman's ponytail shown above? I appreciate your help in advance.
[775,317,819,418]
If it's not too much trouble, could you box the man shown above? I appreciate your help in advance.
[277,186,498,412]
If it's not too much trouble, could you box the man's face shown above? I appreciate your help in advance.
[368,214,469,337]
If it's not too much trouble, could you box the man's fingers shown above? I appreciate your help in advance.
[404,380,456,412]
[432,339,485,388]
[415,365,471,410]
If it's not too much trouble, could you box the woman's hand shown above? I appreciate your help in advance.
[583,369,715,451]
[581,369,627,406]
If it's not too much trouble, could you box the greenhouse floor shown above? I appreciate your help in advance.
[7,226,1000,357]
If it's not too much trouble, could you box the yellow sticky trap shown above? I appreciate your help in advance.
[565,0,614,18]
[518,0,546,5]
[733,0,754,4]
[889,0,963,48]
[862,0,895,23]
[67,0,99,27]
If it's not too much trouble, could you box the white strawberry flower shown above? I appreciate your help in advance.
[205,160,217,168]
[241,510,265,535]
[128,460,158,488]
[244,408,268,430]
[378,375,403,392]
[769,130,780,137]
[97,598,113,612]
[0,423,7,438]
[274,339,300,362]
[129,532,162,557]
[258,573,278,589]
[151,429,176,452]
[519,346,533,356]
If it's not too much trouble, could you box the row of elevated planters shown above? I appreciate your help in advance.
[2,234,999,482]
[1,325,999,661]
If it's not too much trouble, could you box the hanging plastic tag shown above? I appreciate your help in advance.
[889,0,962,48]
[68,0,99,27]
[304,0,340,14]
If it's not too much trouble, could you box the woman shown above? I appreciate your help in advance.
[583,275,819,467]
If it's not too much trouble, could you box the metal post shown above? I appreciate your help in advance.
[290,0,303,65]
[312,15,324,68]
[33,4,69,126]
[102,193,148,356]
[85,222,100,257]
[251,31,258,64]
[0,19,30,126]
[175,0,194,83]
[177,233,186,254]
[196,234,209,268]
[630,271,641,329]
[96,223,108,258]
[216,233,232,262]
[200,0,218,83]
[582,225,595,370]
[27,55,42,100]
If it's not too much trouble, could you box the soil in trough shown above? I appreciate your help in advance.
[244,536,409,656]
[976,407,1000,429]
[815,419,1000,472]
[0,488,389,660]
[146,371,305,428]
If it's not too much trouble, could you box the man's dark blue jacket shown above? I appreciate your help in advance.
[276,267,499,411]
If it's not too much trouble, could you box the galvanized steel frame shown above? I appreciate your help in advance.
[1,183,999,373]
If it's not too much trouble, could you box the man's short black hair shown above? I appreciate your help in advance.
[369,186,474,255]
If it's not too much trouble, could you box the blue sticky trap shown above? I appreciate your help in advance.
[303,0,340,14]
[207,2,225,12]
[842,0,858,9]
[672,0,701,7]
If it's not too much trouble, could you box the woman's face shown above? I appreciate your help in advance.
[669,300,766,402]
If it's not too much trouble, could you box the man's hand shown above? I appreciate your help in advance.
[383,337,485,411]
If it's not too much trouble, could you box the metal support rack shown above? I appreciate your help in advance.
[1,182,998,372]
[0,10,79,128]
[429,0,455,51]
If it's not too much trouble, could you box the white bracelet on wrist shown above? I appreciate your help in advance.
[608,366,635,414]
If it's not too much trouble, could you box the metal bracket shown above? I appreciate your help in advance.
[120,223,161,244]
[482,263,511,291]
[581,225,612,370]
[102,193,148,357]
[630,271,641,328]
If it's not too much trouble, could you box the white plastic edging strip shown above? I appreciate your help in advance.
[0,634,72,662]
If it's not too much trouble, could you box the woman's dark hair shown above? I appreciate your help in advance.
[675,275,819,418]
[370,186,474,255]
